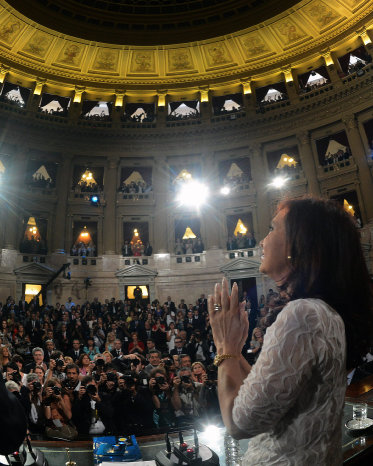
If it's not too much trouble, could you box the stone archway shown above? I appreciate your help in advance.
[14,262,56,303]
[115,264,158,302]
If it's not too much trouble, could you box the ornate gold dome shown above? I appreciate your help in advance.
[0,0,371,95]
[6,0,300,45]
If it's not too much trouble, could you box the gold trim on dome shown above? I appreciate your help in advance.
[0,0,371,92]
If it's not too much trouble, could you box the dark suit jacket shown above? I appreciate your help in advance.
[66,348,85,362]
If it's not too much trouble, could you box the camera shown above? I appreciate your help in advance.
[131,358,140,367]
[181,375,191,384]
[9,372,21,384]
[163,359,172,367]
[122,372,137,386]
[52,386,61,395]
[62,379,75,390]
[85,384,97,396]
[32,381,42,391]
[55,359,64,368]
[155,376,165,385]
[95,358,105,366]
[93,372,101,382]
[106,372,117,382]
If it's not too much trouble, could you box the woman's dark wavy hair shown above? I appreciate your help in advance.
[276,197,373,370]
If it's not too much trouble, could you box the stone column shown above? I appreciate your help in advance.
[343,114,373,221]
[296,131,321,195]
[52,154,73,254]
[103,157,119,254]
[3,147,28,249]
[153,156,168,253]
[249,144,271,241]
[202,150,220,249]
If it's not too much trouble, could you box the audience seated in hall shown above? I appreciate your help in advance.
[0,288,371,440]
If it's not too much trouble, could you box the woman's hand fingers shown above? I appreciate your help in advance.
[230,282,239,315]
[221,277,230,312]
[214,282,221,309]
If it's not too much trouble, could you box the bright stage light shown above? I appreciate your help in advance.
[176,181,209,208]
[270,176,288,189]
[220,186,230,195]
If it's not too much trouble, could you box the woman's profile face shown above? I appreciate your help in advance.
[260,208,290,284]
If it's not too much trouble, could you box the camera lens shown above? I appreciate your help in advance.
[86,384,97,395]
[181,376,190,383]
[52,386,61,395]
[155,376,165,385]
[33,381,42,391]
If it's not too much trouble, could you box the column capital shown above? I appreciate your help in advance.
[296,131,311,146]
[107,156,119,170]
[249,143,262,158]
[342,113,358,131]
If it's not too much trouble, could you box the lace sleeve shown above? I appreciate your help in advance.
[232,300,319,437]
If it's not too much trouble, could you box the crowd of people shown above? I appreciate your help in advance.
[20,236,47,255]
[1,287,371,442]
[28,174,55,189]
[72,181,103,193]
[0,93,25,107]
[324,147,351,165]
[122,241,153,257]
[226,232,256,250]
[81,112,112,122]
[38,107,68,117]
[174,237,204,254]
[222,173,251,191]
[70,242,96,257]
[118,180,153,194]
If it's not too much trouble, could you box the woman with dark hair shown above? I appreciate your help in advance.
[209,198,373,466]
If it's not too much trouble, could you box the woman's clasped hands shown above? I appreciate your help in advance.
[208,277,249,356]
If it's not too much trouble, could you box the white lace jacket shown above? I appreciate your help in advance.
[232,299,346,466]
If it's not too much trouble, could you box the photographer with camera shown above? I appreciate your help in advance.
[171,367,204,426]
[62,363,81,404]
[112,371,154,433]
[198,364,220,422]
[45,350,66,383]
[43,378,78,440]
[187,330,211,364]
[72,376,114,435]
[149,367,175,428]
[24,373,45,433]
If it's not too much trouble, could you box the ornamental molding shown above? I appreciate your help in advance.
[116,264,158,279]
[0,0,372,91]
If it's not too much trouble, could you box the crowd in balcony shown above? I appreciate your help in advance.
[80,111,112,122]
[72,181,102,193]
[122,241,153,257]
[118,180,153,194]
[174,237,204,255]
[222,173,251,191]
[28,174,55,189]
[70,242,96,257]
[226,232,256,250]
[20,236,47,255]
[324,147,351,165]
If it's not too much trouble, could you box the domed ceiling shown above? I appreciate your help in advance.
[6,0,300,45]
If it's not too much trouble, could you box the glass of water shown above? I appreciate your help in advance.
[353,403,368,428]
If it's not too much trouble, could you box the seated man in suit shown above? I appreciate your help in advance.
[66,339,85,363]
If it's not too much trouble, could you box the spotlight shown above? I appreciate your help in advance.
[220,186,230,196]
[269,176,288,189]
[90,195,99,205]
[176,181,209,208]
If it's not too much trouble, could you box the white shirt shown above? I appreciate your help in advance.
[233,299,346,466]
